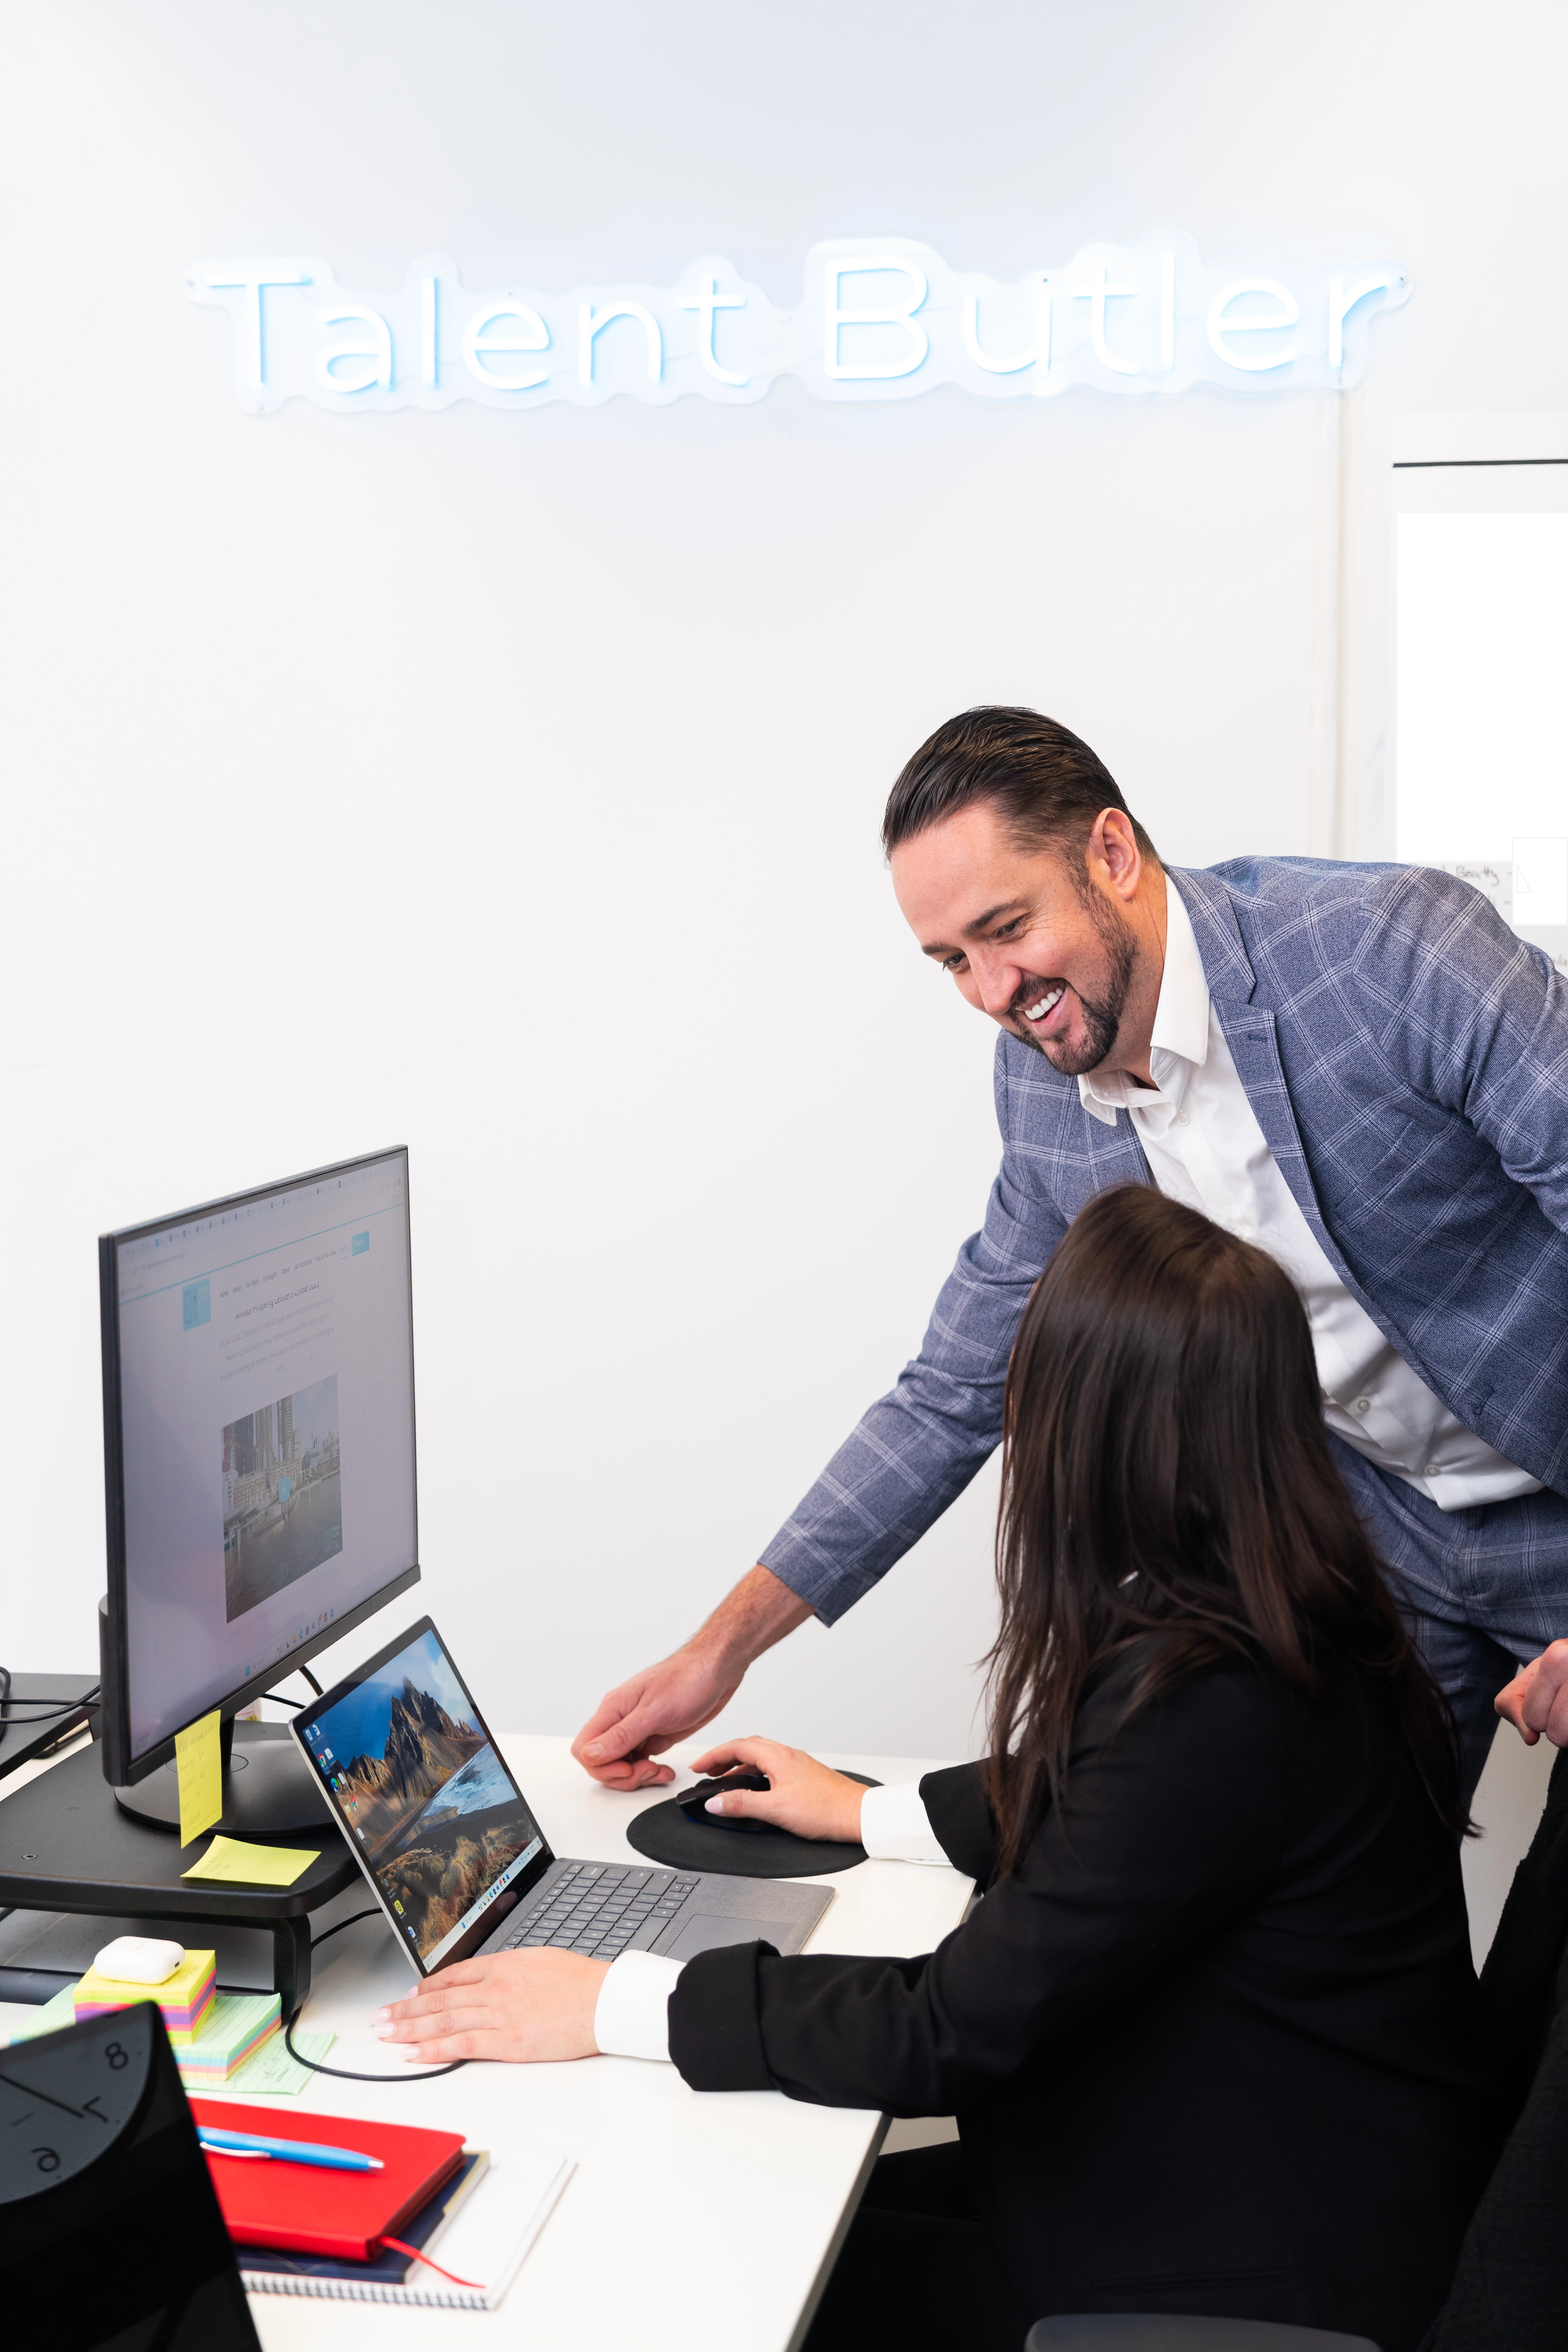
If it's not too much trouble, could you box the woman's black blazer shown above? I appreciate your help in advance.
[668,1654,1487,2352]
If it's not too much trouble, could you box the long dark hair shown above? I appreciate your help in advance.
[985,1185,1467,1873]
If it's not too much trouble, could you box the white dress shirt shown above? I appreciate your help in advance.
[592,1781,947,2061]
[1078,878,1540,1512]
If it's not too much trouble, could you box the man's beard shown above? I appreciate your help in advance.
[1007,886,1138,1078]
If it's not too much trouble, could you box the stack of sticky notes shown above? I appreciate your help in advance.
[9,1984,298,2089]
[75,1945,217,2046]
[175,1992,283,2087]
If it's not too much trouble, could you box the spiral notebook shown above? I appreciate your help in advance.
[237,2149,576,2310]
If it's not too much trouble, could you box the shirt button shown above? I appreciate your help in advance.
[1354,1397,1371,1414]
[1175,1109,1190,1126]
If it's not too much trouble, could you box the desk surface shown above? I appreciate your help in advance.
[0,1731,972,2352]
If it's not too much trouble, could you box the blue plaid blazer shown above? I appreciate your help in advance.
[763,858,1568,1622]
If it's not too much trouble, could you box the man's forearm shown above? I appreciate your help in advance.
[689,1563,815,1675]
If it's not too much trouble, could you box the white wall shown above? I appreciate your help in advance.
[4,2,1568,1811]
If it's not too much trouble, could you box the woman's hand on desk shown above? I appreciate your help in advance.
[688,1735,867,1841]
[372,1950,610,2065]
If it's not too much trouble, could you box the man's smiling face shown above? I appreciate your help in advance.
[889,800,1163,1082]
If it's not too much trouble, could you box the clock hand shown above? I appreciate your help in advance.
[0,2068,90,2122]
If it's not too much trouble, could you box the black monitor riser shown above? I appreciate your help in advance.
[0,1724,359,2014]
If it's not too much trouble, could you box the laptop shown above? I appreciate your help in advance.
[290,1616,833,1975]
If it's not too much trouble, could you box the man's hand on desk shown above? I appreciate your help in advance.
[690,1735,867,1842]
[373,1949,609,2065]
[572,1563,814,1789]
[1496,1640,1568,1748]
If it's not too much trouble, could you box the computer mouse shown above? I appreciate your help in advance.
[679,1769,773,1833]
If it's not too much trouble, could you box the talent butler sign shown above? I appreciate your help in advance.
[187,236,1410,414]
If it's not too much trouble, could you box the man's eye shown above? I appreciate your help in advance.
[942,953,968,973]
[993,919,1023,941]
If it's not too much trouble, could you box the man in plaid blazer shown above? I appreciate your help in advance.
[575,708,1568,1797]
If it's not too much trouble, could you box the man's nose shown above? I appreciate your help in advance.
[969,951,1020,1020]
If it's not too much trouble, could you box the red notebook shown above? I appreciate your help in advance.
[191,2098,467,2261]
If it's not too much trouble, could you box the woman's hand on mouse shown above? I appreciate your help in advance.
[687,1735,867,1841]
[372,1949,610,2065]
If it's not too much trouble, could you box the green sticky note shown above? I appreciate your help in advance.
[218,2025,335,2096]
[5,1986,76,2043]
[174,1708,223,1848]
[181,1834,319,1887]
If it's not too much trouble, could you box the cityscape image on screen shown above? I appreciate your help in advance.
[222,1372,343,1621]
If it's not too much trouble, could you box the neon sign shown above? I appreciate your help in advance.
[186,236,1410,414]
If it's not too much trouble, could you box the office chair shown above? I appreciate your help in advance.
[1025,1746,1568,2352]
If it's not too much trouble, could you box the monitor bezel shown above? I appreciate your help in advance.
[98,1144,421,1787]
[289,1613,556,1976]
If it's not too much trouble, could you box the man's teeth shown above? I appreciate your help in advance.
[1023,986,1065,1022]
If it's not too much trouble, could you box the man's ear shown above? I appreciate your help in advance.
[1091,808,1142,902]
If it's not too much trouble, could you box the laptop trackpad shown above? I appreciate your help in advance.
[661,1911,797,1960]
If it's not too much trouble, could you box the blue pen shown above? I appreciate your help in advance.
[197,2126,384,2172]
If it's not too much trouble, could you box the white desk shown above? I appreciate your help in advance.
[2,1733,973,2352]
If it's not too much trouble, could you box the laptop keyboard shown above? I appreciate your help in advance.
[500,1861,701,1959]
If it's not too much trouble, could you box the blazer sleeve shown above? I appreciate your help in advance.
[668,1664,1289,2110]
[918,1760,1000,1886]
[1347,866,1568,1236]
[756,1037,1069,1624]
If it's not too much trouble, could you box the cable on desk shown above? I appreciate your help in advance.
[281,1907,468,2083]
[0,1685,100,1724]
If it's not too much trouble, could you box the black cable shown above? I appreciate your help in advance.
[0,1686,99,1725]
[259,1691,305,1710]
[281,1907,467,2082]
[310,1908,380,1951]
[301,1666,323,1696]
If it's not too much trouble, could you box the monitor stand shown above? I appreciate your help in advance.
[112,1717,331,1837]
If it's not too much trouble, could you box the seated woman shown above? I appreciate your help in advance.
[375,1187,1487,2352]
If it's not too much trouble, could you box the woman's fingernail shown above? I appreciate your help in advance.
[372,2024,398,2040]
[372,2007,391,2024]
[704,1795,724,1814]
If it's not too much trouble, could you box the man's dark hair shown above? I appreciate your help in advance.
[882,705,1157,864]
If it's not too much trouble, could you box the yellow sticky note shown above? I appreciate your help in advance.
[174,1709,223,1848]
[180,1834,319,1888]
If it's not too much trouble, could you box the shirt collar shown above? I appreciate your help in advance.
[1077,875,1210,1127]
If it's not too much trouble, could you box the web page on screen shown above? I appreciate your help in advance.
[116,1151,416,1760]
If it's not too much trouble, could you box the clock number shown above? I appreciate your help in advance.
[33,2147,60,2174]
[105,2042,128,2071]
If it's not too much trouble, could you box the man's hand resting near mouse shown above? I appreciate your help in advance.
[572,1564,813,1790]
[373,1949,610,2065]
[1496,1639,1568,1748]
[690,1735,868,1841]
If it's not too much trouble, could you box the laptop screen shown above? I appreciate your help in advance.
[294,1617,550,1971]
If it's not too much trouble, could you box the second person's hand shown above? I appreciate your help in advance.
[572,1565,815,1788]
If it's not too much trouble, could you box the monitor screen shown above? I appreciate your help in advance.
[106,1148,417,1768]
[296,1620,546,1971]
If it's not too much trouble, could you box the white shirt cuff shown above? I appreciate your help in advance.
[858,1780,949,1865]
[592,1950,684,2062]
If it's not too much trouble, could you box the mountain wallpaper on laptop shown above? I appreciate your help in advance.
[313,1629,541,1963]
[337,1682,485,1857]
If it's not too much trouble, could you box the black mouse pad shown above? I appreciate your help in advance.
[626,1772,882,1877]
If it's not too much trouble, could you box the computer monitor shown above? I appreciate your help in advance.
[98,1147,419,1833]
